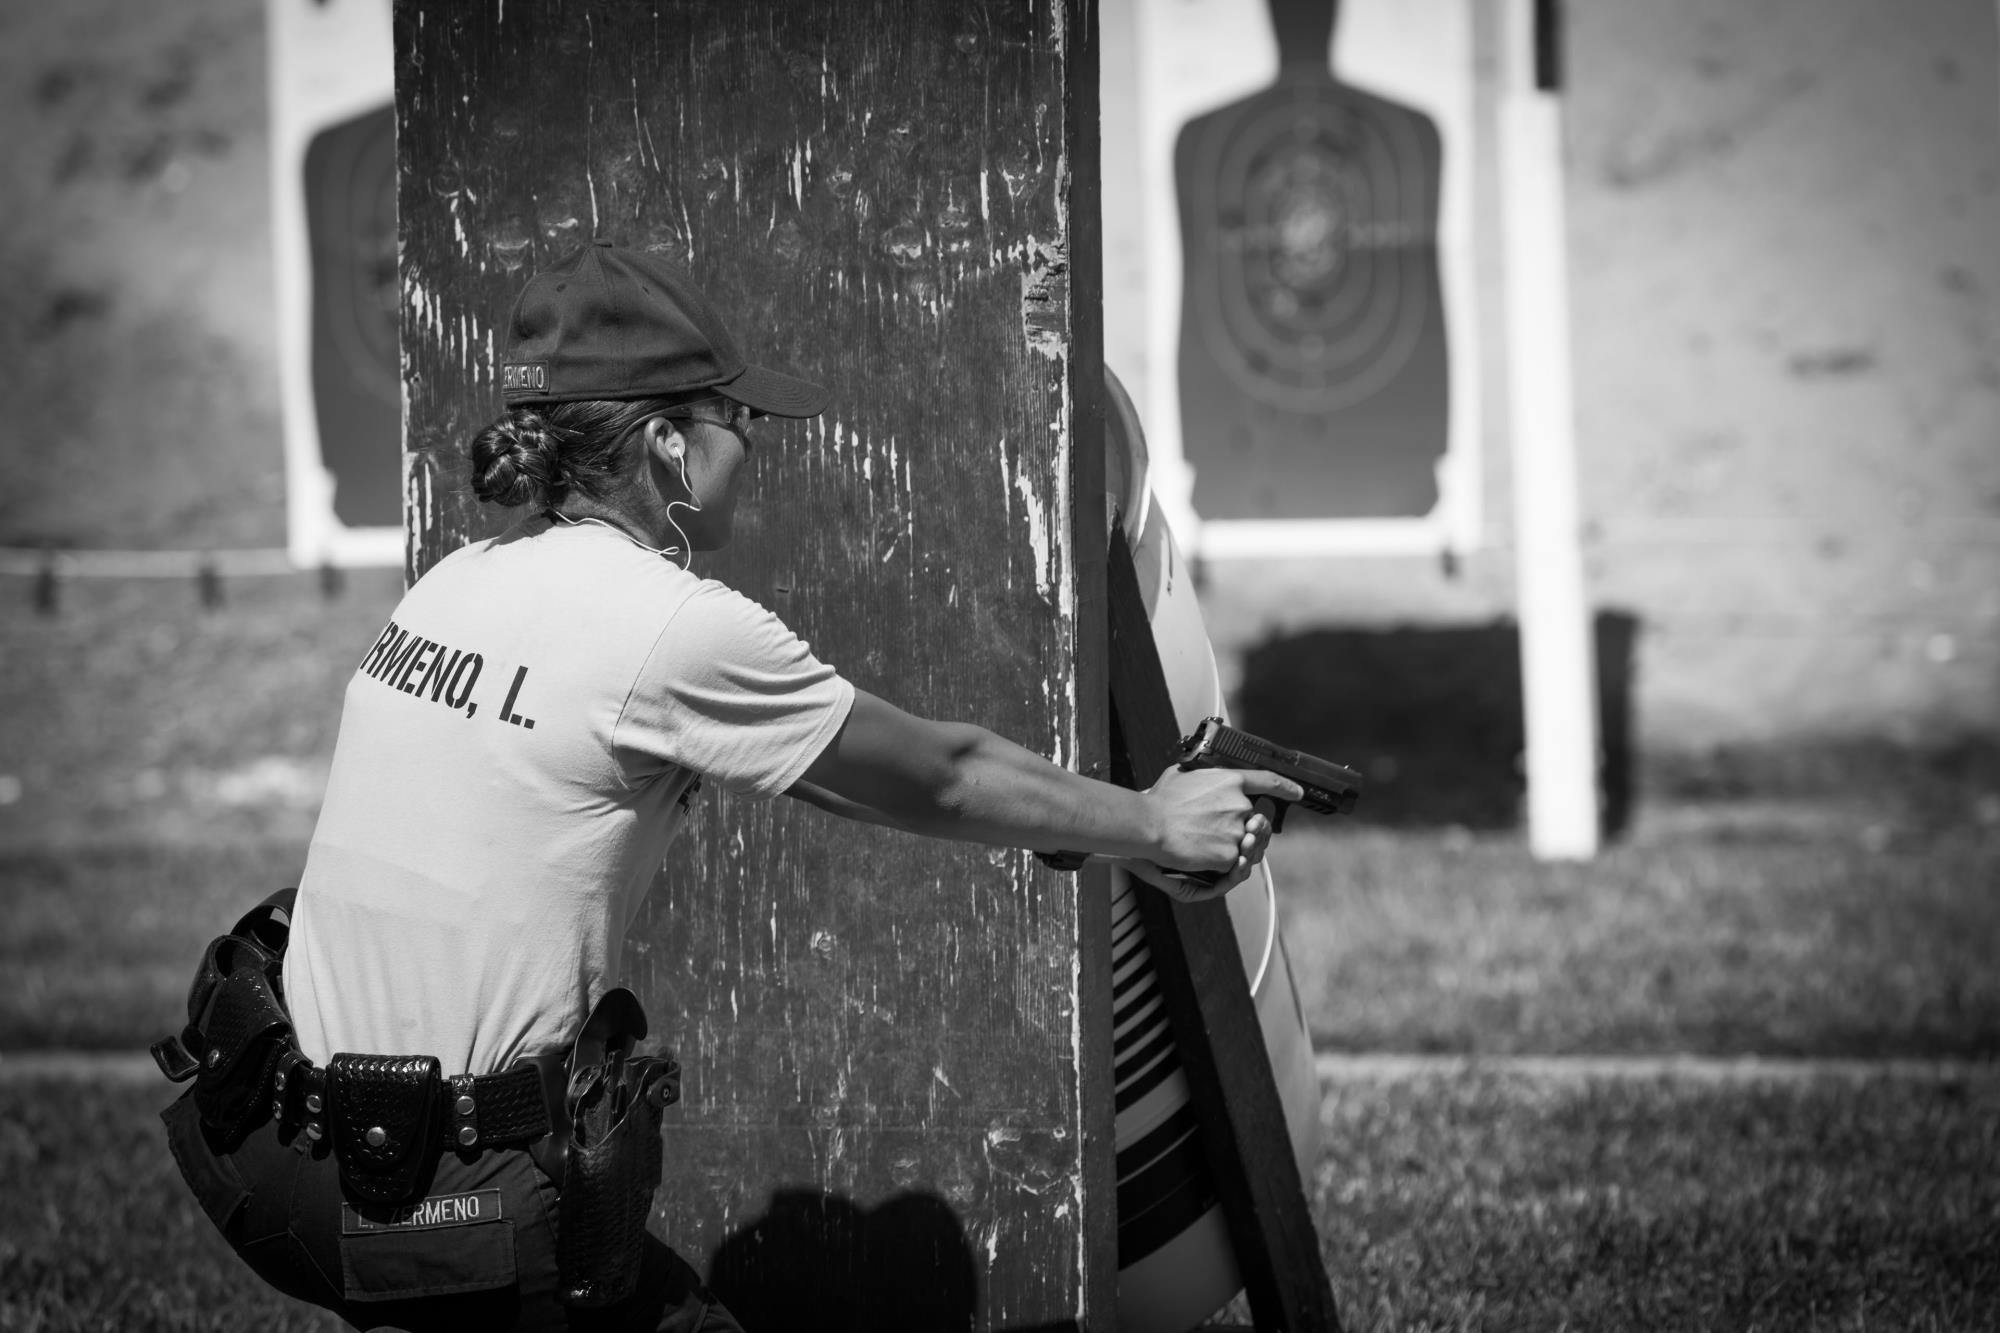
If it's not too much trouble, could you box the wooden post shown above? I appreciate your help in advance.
[396,2,1112,1327]
[1106,530,1342,1332]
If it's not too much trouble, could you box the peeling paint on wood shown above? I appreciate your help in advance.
[1021,236,1072,361]
[398,0,1109,1324]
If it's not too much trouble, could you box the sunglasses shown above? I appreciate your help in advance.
[665,400,754,436]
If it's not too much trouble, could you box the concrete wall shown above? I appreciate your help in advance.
[1105,0,2000,753]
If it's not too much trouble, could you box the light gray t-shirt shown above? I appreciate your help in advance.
[284,515,853,1075]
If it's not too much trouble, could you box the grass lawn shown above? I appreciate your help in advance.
[4,1069,1994,1332]
[0,573,397,1050]
[1317,1066,2000,1332]
[6,574,1999,1329]
[6,567,1998,1059]
[0,570,402,848]
[0,836,313,1049]
[7,796,1995,1058]
[1275,814,2000,1060]
[0,1075,340,1333]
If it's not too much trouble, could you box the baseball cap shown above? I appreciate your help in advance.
[499,239,828,418]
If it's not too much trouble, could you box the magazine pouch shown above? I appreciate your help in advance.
[154,889,298,1089]
[555,988,680,1309]
[189,934,293,1148]
[328,1053,443,1205]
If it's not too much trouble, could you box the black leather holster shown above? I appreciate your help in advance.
[554,988,681,1309]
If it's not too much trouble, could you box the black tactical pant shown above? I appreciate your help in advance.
[163,1090,743,1332]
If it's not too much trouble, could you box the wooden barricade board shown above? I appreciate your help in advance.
[395,2,1111,1327]
[1108,530,1343,1331]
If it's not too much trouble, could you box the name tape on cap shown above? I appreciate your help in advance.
[502,362,550,393]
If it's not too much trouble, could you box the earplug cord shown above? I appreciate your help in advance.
[546,425,705,570]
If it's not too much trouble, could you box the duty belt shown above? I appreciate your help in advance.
[152,887,569,1203]
[272,1050,557,1153]
[154,888,673,1217]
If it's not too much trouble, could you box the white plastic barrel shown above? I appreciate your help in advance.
[1103,371,1324,1332]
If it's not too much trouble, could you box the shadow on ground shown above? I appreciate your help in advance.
[707,1188,1079,1333]
[1234,612,1640,835]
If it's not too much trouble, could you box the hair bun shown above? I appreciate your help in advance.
[463,396,670,511]
[469,410,565,507]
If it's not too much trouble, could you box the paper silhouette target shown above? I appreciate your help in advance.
[1175,0,1448,521]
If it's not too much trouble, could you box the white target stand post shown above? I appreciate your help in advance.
[1499,0,1601,860]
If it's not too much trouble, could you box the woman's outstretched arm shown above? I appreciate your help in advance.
[787,689,1298,898]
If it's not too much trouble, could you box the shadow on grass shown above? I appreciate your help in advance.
[707,1189,985,1333]
[1234,613,1641,836]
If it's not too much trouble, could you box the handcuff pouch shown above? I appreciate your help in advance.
[327,1053,443,1205]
